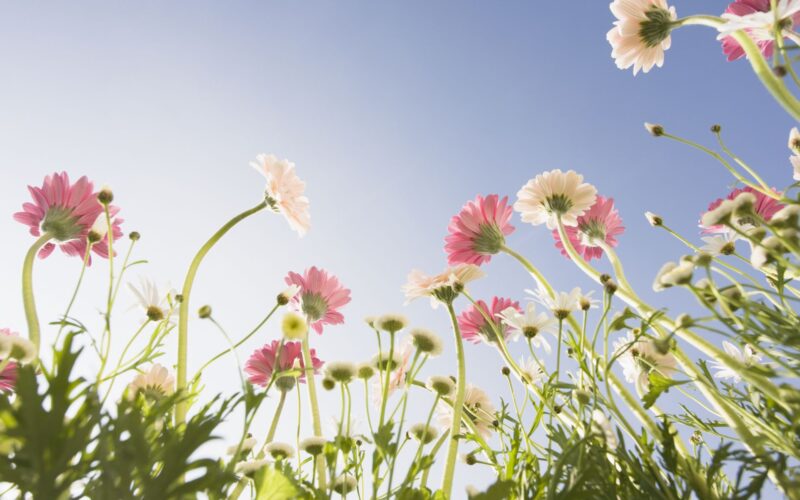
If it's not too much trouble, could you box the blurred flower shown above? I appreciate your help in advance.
[711,341,762,383]
[410,328,444,357]
[613,332,677,389]
[235,458,271,475]
[245,340,322,388]
[700,234,737,256]
[718,0,800,61]
[226,436,258,455]
[427,375,456,397]
[530,284,582,319]
[409,423,439,444]
[251,154,310,236]
[498,303,554,351]
[445,194,515,266]
[13,172,123,263]
[284,267,351,334]
[607,0,677,75]
[376,314,408,334]
[458,297,521,345]
[518,358,545,385]
[0,329,19,393]
[325,361,357,384]
[333,475,358,495]
[403,264,484,308]
[553,196,624,261]
[591,410,618,449]
[299,436,327,455]
[264,441,295,460]
[789,127,800,181]
[281,312,308,340]
[128,277,175,322]
[653,259,695,291]
[701,186,783,236]
[127,364,175,400]
[436,384,496,438]
[515,170,597,229]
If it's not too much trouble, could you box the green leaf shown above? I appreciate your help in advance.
[255,466,300,500]
[641,372,690,409]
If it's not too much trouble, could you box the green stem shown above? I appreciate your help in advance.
[22,234,51,354]
[265,390,288,444]
[175,200,267,425]
[440,302,466,499]
[301,334,328,490]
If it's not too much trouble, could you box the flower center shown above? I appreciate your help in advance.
[41,207,82,241]
[638,7,674,48]
[523,326,538,339]
[472,223,505,255]
[579,218,607,246]
[146,306,165,322]
[545,194,573,215]
[301,293,328,322]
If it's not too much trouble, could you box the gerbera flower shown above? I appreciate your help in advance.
[458,297,521,345]
[607,0,677,75]
[127,364,176,400]
[0,329,19,393]
[718,0,800,61]
[251,154,311,236]
[613,332,677,389]
[498,303,555,351]
[700,186,783,236]
[529,284,583,319]
[710,341,762,383]
[518,357,545,385]
[245,340,323,388]
[13,172,123,263]
[700,234,737,257]
[436,383,496,438]
[514,170,597,229]
[444,194,514,266]
[128,277,176,322]
[284,267,351,334]
[403,264,484,308]
[553,196,625,261]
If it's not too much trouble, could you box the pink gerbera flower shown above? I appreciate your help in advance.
[284,267,351,334]
[13,172,123,263]
[458,297,521,345]
[700,186,783,234]
[552,196,625,261]
[445,194,515,266]
[0,328,20,393]
[245,340,323,387]
[719,0,800,61]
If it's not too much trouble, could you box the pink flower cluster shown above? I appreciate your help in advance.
[245,340,323,387]
[458,297,521,344]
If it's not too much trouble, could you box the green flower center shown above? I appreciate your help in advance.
[472,223,505,255]
[301,293,328,322]
[579,218,607,246]
[41,207,82,241]
[639,7,674,48]
[545,194,573,216]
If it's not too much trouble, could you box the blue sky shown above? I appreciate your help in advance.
[0,0,796,494]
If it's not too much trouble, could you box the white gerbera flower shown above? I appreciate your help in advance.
[410,328,444,357]
[498,304,554,352]
[403,264,484,308]
[436,384,496,438]
[426,375,456,397]
[607,0,677,75]
[700,235,736,257]
[325,361,357,384]
[299,436,327,455]
[128,277,175,322]
[235,458,271,475]
[127,364,176,400]
[528,284,582,319]
[514,169,597,229]
[711,341,762,383]
[251,154,311,236]
[613,332,677,390]
[718,0,800,42]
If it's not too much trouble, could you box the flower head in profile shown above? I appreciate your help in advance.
[436,383,496,438]
[458,297,521,345]
[515,170,597,229]
[553,196,625,261]
[403,264,484,308]
[251,154,310,236]
[13,172,123,263]
[700,234,737,257]
[518,357,545,385]
[0,329,20,393]
[0,328,36,365]
[529,285,582,319]
[607,0,677,75]
[245,340,323,390]
[718,0,800,61]
[127,364,175,400]
[285,267,351,334]
[700,186,783,236]
[789,127,800,181]
[613,332,677,389]
[710,341,762,383]
[445,194,515,266]
[128,277,176,322]
[499,303,555,352]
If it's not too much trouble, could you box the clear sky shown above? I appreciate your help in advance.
[0,0,796,495]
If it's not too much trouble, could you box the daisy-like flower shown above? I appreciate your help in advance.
[653,259,695,291]
[251,154,310,236]
[515,170,597,229]
[436,384,496,438]
[498,303,554,352]
[591,410,619,449]
[410,328,444,357]
[235,459,271,475]
[0,328,20,393]
[458,297,521,345]
[245,340,323,389]
[127,364,176,400]
[226,436,258,455]
[427,375,456,397]
[409,423,439,444]
[264,442,295,460]
[333,475,358,496]
[607,0,678,75]
[552,196,625,261]
[299,436,327,455]
[403,264,485,308]
[529,285,583,319]
[718,0,800,61]
[284,267,351,334]
[325,361,357,384]
[700,234,737,257]
[0,328,36,364]
[788,127,800,181]
[444,194,514,266]
[711,341,763,383]
[518,357,545,385]
[13,172,123,263]
[128,277,175,322]
[613,332,677,389]
[700,186,783,236]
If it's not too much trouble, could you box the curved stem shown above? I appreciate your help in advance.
[22,234,51,354]
[175,201,267,425]
[440,302,466,499]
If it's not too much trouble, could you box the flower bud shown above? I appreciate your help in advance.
[198,305,212,319]
[645,211,663,227]
[644,122,664,137]
[97,187,114,205]
[129,231,141,241]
